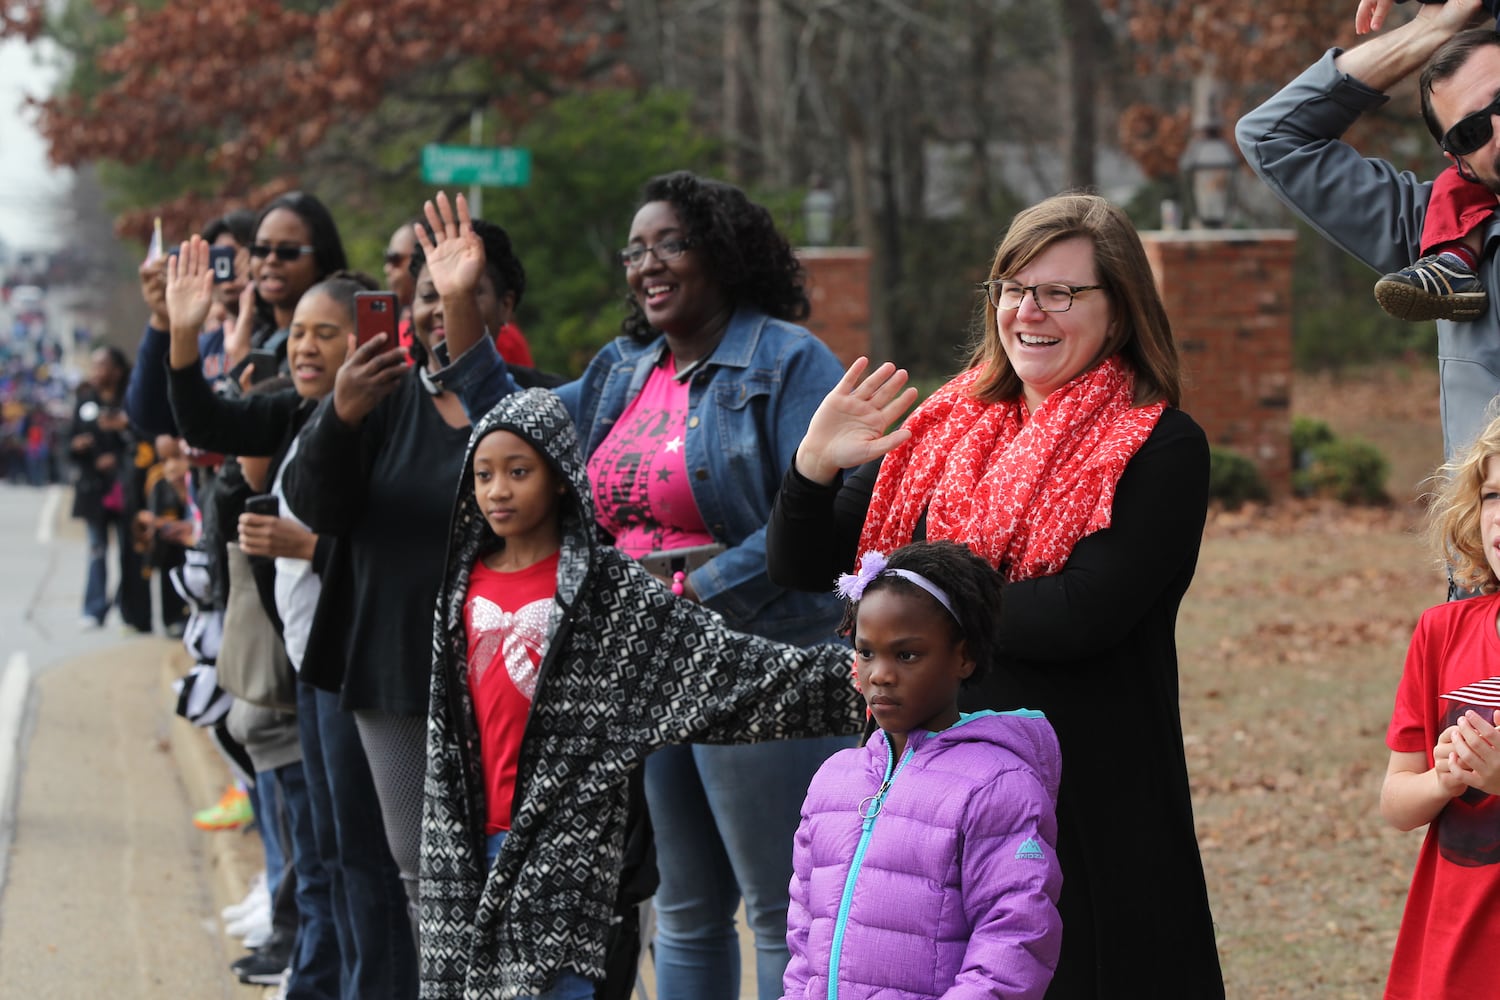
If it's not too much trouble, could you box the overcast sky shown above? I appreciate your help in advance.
[0,33,70,258]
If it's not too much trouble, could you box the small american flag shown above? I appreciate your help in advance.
[1440,676,1500,708]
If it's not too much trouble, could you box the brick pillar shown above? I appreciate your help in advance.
[798,247,871,367]
[1142,230,1296,498]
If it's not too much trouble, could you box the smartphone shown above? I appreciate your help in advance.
[354,291,400,351]
[209,245,236,284]
[243,494,279,517]
[637,543,726,578]
[246,348,280,385]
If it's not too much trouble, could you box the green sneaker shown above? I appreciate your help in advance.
[193,785,253,831]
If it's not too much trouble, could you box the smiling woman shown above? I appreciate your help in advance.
[767,193,1225,999]
[551,170,854,1000]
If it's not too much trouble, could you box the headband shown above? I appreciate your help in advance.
[835,550,957,621]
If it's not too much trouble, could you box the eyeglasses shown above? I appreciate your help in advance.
[618,237,692,269]
[250,243,315,262]
[1442,96,1500,156]
[981,280,1104,313]
[383,251,410,267]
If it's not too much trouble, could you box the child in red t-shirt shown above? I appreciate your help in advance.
[1381,410,1500,998]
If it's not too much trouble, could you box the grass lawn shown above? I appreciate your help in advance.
[1188,364,1445,996]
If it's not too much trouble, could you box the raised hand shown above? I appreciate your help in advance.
[139,257,169,330]
[224,279,258,369]
[165,237,216,369]
[332,333,407,427]
[416,191,485,299]
[793,358,920,485]
[1355,0,1394,34]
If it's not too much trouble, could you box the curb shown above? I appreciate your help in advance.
[0,652,34,876]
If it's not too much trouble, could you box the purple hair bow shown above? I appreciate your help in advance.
[835,550,889,602]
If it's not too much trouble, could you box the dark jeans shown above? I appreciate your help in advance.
[275,758,341,1000]
[81,513,126,624]
[83,511,153,630]
[298,681,417,1000]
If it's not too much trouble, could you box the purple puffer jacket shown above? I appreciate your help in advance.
[782,710,1063,1000]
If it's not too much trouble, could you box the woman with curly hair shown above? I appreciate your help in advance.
[551,171,852,1000]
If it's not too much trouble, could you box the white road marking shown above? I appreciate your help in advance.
[36,485,60,545]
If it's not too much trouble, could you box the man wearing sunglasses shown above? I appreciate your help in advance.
[1238,0,1500,460]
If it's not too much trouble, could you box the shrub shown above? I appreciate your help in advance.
[1209,447,1269,510]
[1293,439,1389,504]
[1291,416,1335,465]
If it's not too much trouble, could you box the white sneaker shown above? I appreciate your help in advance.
[226,905,271,941]
[221,874,269,922]
[240,920,274,950]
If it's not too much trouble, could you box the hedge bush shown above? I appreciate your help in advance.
[1209,447,1269,510]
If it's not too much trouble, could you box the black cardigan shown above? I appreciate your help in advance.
[166,360,332,626]
[765,406,1226,999]
[282,373,474,713]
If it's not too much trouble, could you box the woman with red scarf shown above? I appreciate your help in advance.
[766,193,1223,1000]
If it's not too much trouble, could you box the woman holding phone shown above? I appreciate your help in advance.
[165,242,419,999]
[280,193,518,941]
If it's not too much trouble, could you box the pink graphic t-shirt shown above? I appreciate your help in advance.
[588,357,715,558]
[464,551,558,834]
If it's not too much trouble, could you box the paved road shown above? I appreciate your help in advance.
[0,482,242,997]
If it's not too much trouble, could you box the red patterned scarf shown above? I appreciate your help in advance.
[858,356,1164,582]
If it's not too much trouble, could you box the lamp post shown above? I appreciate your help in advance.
[803,181,835,247]
[1178,74,1238,229]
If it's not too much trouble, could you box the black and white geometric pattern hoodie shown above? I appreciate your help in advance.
[420,388,865,999]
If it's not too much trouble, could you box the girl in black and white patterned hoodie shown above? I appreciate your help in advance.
[421,388,863,1000]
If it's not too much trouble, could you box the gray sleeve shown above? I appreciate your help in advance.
[1235,48,1432,276]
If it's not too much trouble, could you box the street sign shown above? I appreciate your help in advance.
[421,145,531,187]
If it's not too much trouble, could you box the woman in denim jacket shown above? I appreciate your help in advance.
[550,171,850,1000]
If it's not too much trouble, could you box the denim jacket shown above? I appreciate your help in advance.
[553,307,845,645]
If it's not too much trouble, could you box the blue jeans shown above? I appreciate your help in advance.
[484,832,596,1000]
[252,771,288,916]
[276,759,340,1000]
[644,736,850,1000]
[81,513,124,623]
[301,683,418,1000]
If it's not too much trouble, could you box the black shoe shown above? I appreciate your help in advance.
[231,946,290,986]
[1374,252,1488,321]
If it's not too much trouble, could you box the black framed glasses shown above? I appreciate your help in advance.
[982,280,1104,313]
[1441,95,1500,156]
[382,251,410,267]
[618,237,692,269]
[250,243,315,262]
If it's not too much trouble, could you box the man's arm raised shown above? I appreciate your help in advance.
[1338,0,1486,93]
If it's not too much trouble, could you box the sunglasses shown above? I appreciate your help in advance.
[383,251,410,267]
[250,243,315,262]
[1441,95,1500,156]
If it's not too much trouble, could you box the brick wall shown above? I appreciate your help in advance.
[798,247,871,367]
[1142,230,1297,498]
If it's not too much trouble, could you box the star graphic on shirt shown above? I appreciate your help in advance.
[664,436,683,454]
[656,468,673,483]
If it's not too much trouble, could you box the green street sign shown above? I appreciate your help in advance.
[421,145,532,187]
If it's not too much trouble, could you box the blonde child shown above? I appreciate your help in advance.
[1380,411,1500,997]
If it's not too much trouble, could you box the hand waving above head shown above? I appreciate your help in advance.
[164,237,216,369]
[794,357,919,485]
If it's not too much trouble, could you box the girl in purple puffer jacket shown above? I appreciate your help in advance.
[782,541,1063,1000]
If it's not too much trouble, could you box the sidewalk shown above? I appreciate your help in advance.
[0,635,252,998]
